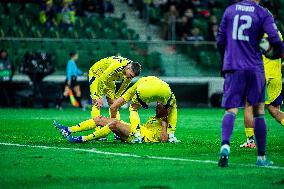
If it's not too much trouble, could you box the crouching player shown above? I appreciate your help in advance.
[53,102,180,143]
[110,76,178,142]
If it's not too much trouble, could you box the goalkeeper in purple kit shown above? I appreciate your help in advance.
[217,0,284,167]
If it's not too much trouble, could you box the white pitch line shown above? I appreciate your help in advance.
[0,142,283,170]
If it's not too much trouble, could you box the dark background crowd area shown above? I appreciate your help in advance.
[124,0,284,41]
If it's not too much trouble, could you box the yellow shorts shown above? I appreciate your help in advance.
[265,77,282,105]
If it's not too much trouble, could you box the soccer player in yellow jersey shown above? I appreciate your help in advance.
[89,55,141,118]
[241,31,284,148]
[54,102,180,143]
[58,56,141,136]
[110,76,178,142]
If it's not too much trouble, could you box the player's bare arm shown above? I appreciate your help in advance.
[92,98,103,108]
[110,97,126,118]
[160,119,168,142]
[108,119,131,141]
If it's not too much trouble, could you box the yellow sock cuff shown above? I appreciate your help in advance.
[245,128,254,138]
[70,119,96,132]
[92,125,111,140]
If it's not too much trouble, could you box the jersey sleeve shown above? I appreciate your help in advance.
[217,9,228,47]
[121,81,139,102]
[262,9,282,44]
[66,60,74,82]
[96,62,125,99]
[76,67,83,76]
[115,79,131,98]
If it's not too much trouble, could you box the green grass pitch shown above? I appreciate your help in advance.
[0,108,283,189]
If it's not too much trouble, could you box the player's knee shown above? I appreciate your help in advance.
[226,108,238,115]
[94,116,108,126]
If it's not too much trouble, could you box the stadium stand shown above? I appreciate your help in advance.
[0,0,283,78]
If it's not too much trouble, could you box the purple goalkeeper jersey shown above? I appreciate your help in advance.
[217,0,281,72]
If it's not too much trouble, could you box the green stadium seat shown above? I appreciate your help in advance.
[277,0,284,8]
[60,41,81,53]
[0,40,11,49]
[128,52,146,67]
[28,26,43,38]
[65,27,79,39]
[0,3,5,14]
[7,3,22,14]
[55,50,70,69]
[14,49,27,67]
[278,9,284,22]
[23,3,40,18]
[102,28,120,39]
[198,51,221,69]
[44,27,60,38]
[42,41,63,53]
[149,6,162,24]
[24,41,43,51]
[89,16,103,31]
[0,28,5,38]
[146,52,162,70]
[84,27,97,39]
[17,14,31,29]
[79,41,99,52]
[116,41,132,56]
[90,50,107,63]
[0,15,13,32]
[77,50,92,69]
[212,8,223,21]
[193,18,208,36]
[97,41,115,54]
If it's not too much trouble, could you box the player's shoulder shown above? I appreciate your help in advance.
[253,3,272,17]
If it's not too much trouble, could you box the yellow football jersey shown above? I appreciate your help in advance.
[122,76,174,105]
[126,116,164,143]
[122,76,177,133]
[263,31,283,79]
[89,56,133,99]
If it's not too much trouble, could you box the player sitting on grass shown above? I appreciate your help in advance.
[71,56,141,134]
[53,102,180,143]
[241,32,284,148]
[109,76,178,143]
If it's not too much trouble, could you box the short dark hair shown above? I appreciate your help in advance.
[70,51,77,57]
[130,62,141,76]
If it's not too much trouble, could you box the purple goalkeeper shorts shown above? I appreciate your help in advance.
[222,70,266,109]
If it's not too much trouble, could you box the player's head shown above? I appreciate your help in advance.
[125,62,141,79]
[156,102,169,118]
[70,51,78,61]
